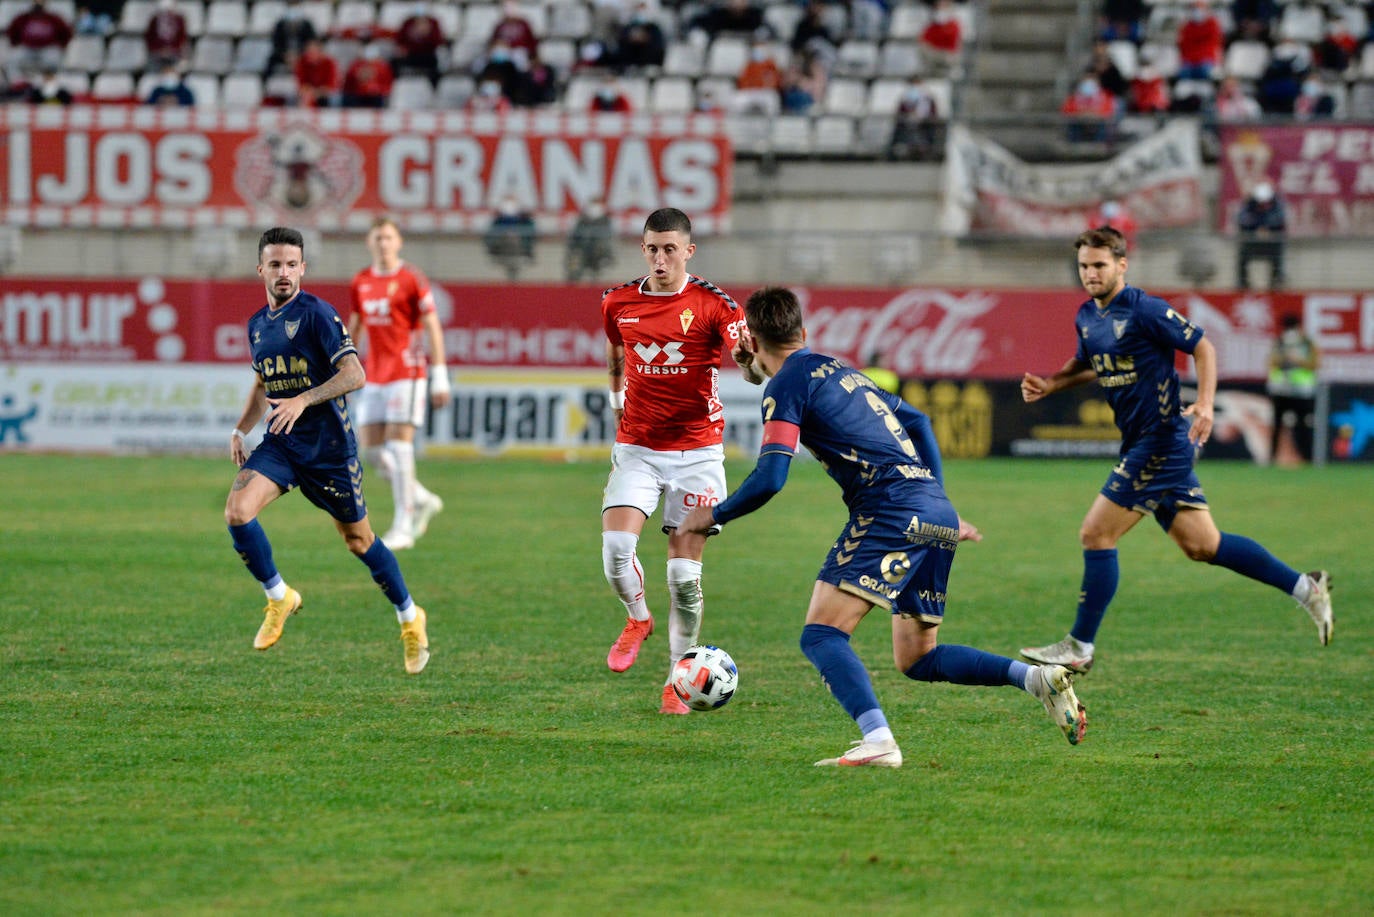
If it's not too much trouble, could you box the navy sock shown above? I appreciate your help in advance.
[799,623,885,726]
[229,520,278,585]
[359,538,411,609]
[1210,532,1302,593]
[1071,548,1118,644]
[903,644,1019,686]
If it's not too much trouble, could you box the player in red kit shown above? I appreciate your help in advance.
[347,217,450,550]
[600,207,760,714]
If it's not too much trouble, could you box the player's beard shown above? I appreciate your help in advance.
[268,278,299,307]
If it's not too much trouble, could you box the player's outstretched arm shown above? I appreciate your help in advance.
[1022,358,1095,402]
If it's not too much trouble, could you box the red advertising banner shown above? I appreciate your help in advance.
[0,106,732,232]
[4,279,1374,382]
[1219,123,1374,237]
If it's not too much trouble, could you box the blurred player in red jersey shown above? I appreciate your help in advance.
[600,207,760,714]
[347,217,450,550]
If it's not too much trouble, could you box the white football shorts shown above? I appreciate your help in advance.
[353,377,428,428]
[602,442,727,535]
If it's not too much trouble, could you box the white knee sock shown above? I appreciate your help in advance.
[364,444,395,481]
[602,530,650,621]
[666,557,704,666]
[386,439,417,530]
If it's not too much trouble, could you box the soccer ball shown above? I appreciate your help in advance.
[671,645,738,711]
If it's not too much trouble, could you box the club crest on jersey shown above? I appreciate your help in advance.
[1113,319,1128,339]
[285,319,301,339]
[680,309,695,333]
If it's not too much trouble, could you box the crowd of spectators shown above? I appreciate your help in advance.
[1069,0,1373,131]
[0,0,968,133]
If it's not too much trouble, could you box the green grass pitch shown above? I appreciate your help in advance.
[2,454,1370,915]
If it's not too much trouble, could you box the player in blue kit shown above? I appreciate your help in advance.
[679,286,1086,767]
[225,227,431,674]
[1019,227,1333,673]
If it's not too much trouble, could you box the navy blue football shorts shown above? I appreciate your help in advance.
[816,493,959,624]
[1099,438,1210,532]
[244,436,368,524]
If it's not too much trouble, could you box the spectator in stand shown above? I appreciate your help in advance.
[474,41,523,101]
[590,75,632,112]
[74,1,120,37]
[267,0,319,77]
[735,32,782,115]
[1087,39,1129,100]
[1128,63,1170,113]
[1061,72,1118,142]
[1257,43,1309,114]
[510,49,557,107]
[484,197,537,280]
[1215,75,1262,121]
[1176,1,1223,80]
[611,2,665,72]
[342,45,394,108]
[1236,181,1287,290]
[294,38,340,108]
[467,76,513,112]
[1313,17,1358,77]
[1099,0,1145,43]
[790,1,836,58]
[24,67,72,104]
[1294,71,1336,120]
[780,45,828,114]
[393,2,447,85]
[887,75,941,161]
[565,197,615,282]
[690,0,767,42]
[144,0,189,70]
[921,0,963,69]
[1232,0,1277,43]
[489,0,539,59]
[7,0,73,78]
[146,64,195,106]
[1094,200,1138,248]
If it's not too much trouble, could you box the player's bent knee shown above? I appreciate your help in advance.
[602,530,639,581]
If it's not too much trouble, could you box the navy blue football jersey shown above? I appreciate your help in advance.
[247,290,359,463]
[761,348,940,509]
[1073,285,1204,448]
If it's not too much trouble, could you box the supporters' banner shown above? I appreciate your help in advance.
[5,279,1374,383]
[0,106,732,231]
[1219,124,1374,237]
[940,120,1203,236]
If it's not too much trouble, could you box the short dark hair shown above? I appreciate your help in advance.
[1074,226,1127,258]
[258,227,305,260]
[744,286,805,348]
[643,208,691,236]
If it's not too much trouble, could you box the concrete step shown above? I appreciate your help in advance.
[972,49,1065,85]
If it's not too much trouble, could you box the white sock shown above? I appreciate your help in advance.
[265,581,287,601]
[602,531,651,620]
[396,600,416,624]
[666,557,704,665]
[364,444,394,480]
[864,726,895,745]
[1292,575,1312,603]
[387,440,417,531]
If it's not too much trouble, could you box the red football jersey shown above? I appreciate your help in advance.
[348,262,435,384]
[603,275,742,451]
